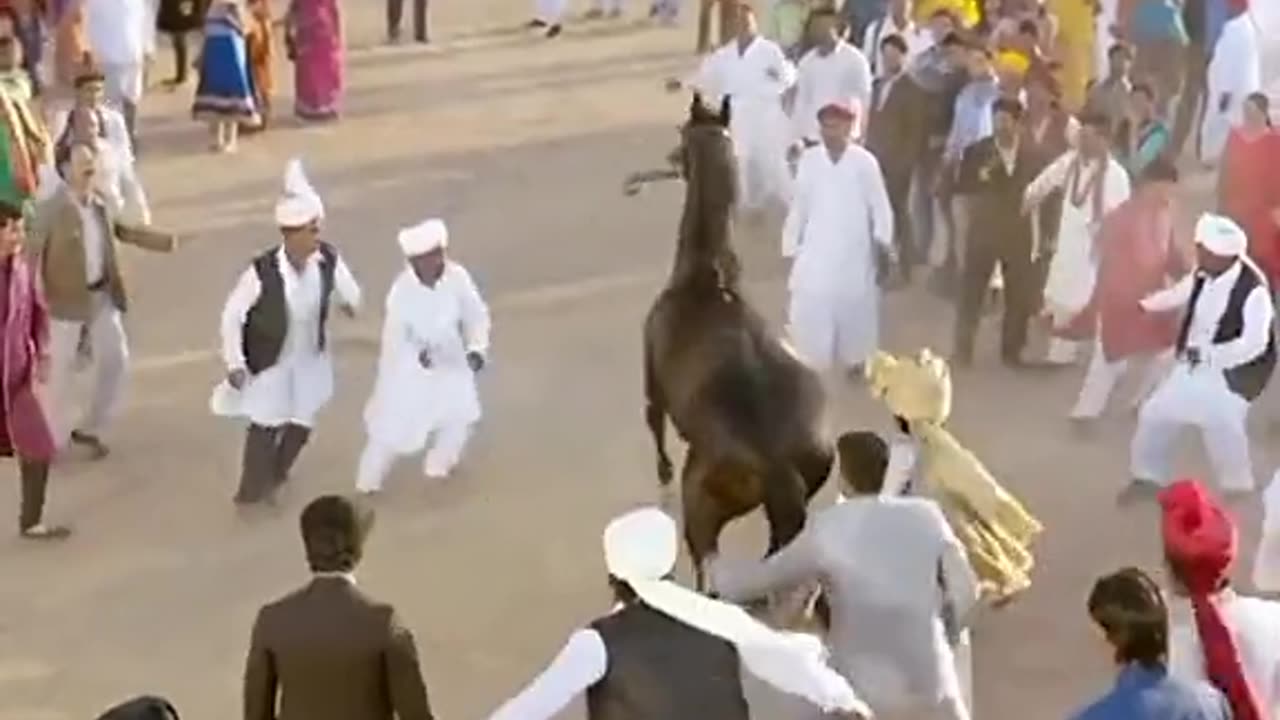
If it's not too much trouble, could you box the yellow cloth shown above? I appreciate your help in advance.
[995,50,1032,77]
[1048,0,1096,111]
[866,349,1043,601]
[914,0,980,28]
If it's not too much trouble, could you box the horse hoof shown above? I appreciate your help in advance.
[657,458,674,484]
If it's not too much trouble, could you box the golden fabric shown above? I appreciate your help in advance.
[1047,0,1096,111]
[914,0,980,28]
[866,350,1043,601]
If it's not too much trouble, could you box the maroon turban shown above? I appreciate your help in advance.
[817,101,858,122]
[1160,479,1265,720]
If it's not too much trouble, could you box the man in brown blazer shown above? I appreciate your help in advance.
[243,495,434,720]
[865,32,927,281]
[28,142,177,458]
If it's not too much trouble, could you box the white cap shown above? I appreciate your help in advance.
[1194,213,1247,257]
[274,158,324,227]
[397,218,448,257]
[603,507,678,581]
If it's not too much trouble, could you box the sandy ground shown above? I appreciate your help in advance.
[1,2,1277,719]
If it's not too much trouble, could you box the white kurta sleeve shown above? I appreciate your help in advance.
[332,255,363,312]
[689,49,728,102]
[1105,160,1132,210]
[781,152,814,257]
[711,524,824,602]
[117,156,151,226]
[860,151,895,250]
[790,57,814,143]
[849,49,872,114]
[1139,273,1194,312]
[1024,151,1073,207]
[770,42,798,93]
[487,629,608,720]
[1209,284,1274,370]
[220,267,262,370]
[455,267,492,356]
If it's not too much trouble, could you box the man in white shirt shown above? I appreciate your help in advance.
[790,7,872,149]
[1200,6,1262,165]
[488,507,870,719]
[1160,478,1280,717]
[862,0,926,77]
[84,0,155,144]
[39,105,150,225]
[682,2,797,213]
[356,217,490,492]
[713,431,980,720]
[213,159,361,505]
[784,101,894,375]
[1126,214,1276,501]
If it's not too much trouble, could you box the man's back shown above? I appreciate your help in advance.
[243,576,433,720]
[1073,665,1230,720]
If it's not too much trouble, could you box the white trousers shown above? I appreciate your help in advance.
[535,0,568,22]
[735,127,792,211]
[355,423,473,492]
[787,288,878,372]
[1069,344,1173,420]
[1130,364,1255,491]
[47,292,129,446]
[1045,337,1083,365]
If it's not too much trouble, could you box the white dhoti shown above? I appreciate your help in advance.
[47,291,129,446]
[1130,364,1256,491]
[1070,342,1173,420]
[209,351,334,428]
[102,61,144,105]
[787,288,878,371]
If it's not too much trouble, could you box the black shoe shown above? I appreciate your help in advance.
[546,24,563,37]
[1117,479,1161,506]
[527,18,548,27]
[70,430,109,460]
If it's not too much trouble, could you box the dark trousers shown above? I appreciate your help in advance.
[1170,42,1207,161]
[18,458,50,531]
[954,230,1034,363]
[885,169,915,279]
[387,0,428,41]
[234,423,311,504]
[169,32,191,84]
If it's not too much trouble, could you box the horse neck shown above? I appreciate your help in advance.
[670,172,736,291]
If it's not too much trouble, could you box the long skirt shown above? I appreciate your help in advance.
[192,27,260,122]
[292,0,344,120]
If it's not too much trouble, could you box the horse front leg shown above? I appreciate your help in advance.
[644,359,674,486]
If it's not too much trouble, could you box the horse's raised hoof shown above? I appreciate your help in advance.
[657,456,674,484]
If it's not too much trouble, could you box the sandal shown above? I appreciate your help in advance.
[70,431,110,460]
[19,523,72,541]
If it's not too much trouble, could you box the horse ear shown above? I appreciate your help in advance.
[689,92,704,118]
[718,96,731,127]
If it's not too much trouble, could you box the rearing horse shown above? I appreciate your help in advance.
[641,94,832,590]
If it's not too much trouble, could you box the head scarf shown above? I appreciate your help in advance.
[602,508,868,717]
[1195,213,1248,257]
[1160,479,1264,720]
[398,218,448,256]
[274,158,324,228]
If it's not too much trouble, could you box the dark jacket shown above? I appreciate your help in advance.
[866,70,928,183]
[243,576,434,720]
[954,135,1040,245]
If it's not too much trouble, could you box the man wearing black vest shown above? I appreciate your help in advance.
[1125,214,1276,502]
[488,507,870,720]
[213,159,361,505]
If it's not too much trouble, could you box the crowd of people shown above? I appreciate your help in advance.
[4,0,1280,718]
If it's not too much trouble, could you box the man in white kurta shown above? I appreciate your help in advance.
[1022,113,1130,365]
[784,101,895,374]
[861,0,928,78]
[213,159,361,505]
[790,7,872,147]
[713,431,979,720]
[1200,8,1262,166]
[356,218,491,492]
[687,2,797,212]
[84,0,155,144]
[1126,215,1275,499]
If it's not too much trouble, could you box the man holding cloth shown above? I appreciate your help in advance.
[784,100,895,375]
[356,218,490,493]
[214,158,362,505]
[1160,478,1280,717]
[488,507,869,719]
[1127,214,1276,499]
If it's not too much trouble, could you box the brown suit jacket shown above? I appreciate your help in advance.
[27,186,176,322]
[865,71,928,183]
[243,576,434,720]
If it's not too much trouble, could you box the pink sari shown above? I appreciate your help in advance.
[288,0,343,120]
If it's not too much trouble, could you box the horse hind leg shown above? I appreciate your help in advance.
[794,442,834,501]
[761,463,808,556]
[680,451,726,593]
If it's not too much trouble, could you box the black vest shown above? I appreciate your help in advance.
[586,603,749,720]
[1175,263,1277,401]
[241,243,336,375]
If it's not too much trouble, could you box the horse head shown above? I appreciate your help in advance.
[671,93,740,293]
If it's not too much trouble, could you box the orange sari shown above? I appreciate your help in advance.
[244,0,275,126]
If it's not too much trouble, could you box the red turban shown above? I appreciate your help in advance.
[1160,479,1265,720]
[817,101,858,122]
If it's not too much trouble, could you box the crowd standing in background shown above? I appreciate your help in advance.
[3,0,1280,718]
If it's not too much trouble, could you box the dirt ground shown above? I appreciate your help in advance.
[1,2,1276,719]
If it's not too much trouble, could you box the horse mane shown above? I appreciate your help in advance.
[670,94,742,296]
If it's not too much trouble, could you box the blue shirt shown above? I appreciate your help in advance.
[1071,664,1232,720]
[1132,0,1189,44]
[944,77,998,163]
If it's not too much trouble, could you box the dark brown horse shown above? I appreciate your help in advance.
[641,95,832,591]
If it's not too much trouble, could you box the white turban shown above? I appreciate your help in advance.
[275,158,324,228]
[397,218,448,257]
[1195,213,1248,257]
[602,508,867,716]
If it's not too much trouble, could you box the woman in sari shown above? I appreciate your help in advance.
[192,0,259,152]
[1216,92,1280,285]
[285,0,342,121]
[242,0,273,130]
